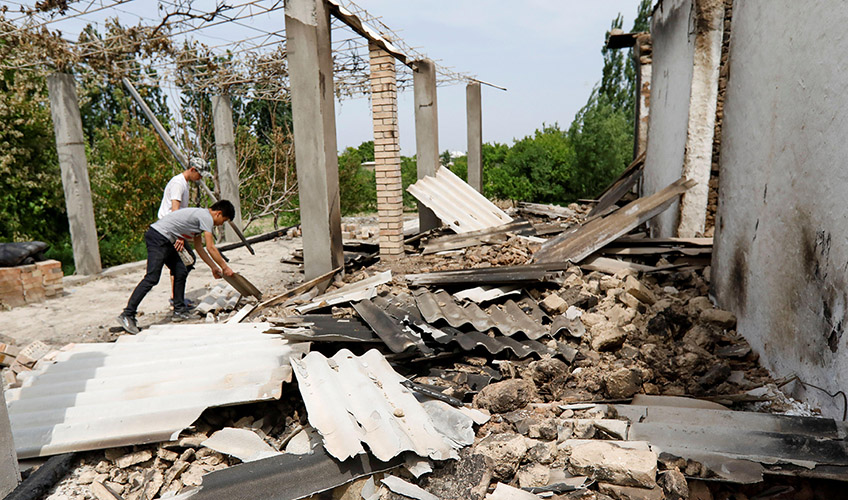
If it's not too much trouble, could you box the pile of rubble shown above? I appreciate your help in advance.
[4,171,845,500]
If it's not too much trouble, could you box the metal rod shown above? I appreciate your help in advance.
[122,77,255,255]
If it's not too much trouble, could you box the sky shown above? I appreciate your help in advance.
[332,1,645,155]
[12,0,645,155]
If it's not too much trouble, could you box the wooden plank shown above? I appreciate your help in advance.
[518,202,576,219]
[533,177,696,265]
[579,256,661,274]
[248,267,342,318]
[588,152,646,217]
[600,246,712,256]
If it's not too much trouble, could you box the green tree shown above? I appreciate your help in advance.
[337,143,376,215]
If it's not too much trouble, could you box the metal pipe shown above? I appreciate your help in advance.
[122,78,255,254]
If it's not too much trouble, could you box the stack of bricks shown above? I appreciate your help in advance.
[369,43,404,259]
[0,260,63,309]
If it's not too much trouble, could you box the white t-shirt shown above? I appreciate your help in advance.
[157,173,189,219]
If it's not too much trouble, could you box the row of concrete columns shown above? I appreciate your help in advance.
[287,0,485,277]
[48,0,482,278]
[46,77,244,275]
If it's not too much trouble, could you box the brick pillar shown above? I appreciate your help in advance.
[369,43,404,259]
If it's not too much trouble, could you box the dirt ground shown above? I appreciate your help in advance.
[0,235,306,348]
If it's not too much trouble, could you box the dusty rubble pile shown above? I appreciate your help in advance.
[7,190,839,500]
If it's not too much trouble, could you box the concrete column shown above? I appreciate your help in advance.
[369,44,404,259]
[677,0,725,237]
[466,82,483,192]
[412,58,440,231]
[47,73,102,276]
[0,387,20,496]
[211,94,243,242]
[285,0,344,280]
[633,34,652,158]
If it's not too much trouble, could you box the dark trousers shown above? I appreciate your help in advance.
[124,227,189,316]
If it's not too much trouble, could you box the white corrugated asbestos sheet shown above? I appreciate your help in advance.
[291,349,481,462]
[407,166,512,233]
[7,323,308,459]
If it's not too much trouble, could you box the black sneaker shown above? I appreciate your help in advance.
[117,313,139,334]
[171,310,195,322]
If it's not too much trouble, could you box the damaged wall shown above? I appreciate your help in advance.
[643,0,723,238]
[713,0,848,419]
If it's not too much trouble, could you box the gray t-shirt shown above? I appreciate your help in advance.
[151,207,214,243]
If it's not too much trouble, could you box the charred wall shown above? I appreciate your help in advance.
[713,0,848,418]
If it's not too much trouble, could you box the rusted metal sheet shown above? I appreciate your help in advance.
[290,349,475,462]
[7,323,307,459]
[407,167,512,233]
[533,177,696,264]
[223,272,263,300]
[413,289,549,340]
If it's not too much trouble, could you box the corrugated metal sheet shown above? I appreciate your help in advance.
[7,323,307,459]
[370,293,553,359]
[290,349,475,462]
[407,167,512,233]
[413,289,550,340]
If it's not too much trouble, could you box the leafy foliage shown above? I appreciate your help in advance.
[337,142,376,215]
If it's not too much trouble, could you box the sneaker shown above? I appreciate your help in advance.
[171,310,195,322]
[117,313,140,334]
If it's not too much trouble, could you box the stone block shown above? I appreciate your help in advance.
[624,276,656,305]
[567,441,657,488]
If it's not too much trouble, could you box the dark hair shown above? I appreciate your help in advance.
[211,200,235,220]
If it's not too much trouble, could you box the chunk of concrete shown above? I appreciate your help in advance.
[605,368,643,399]
[658,469,688,500]
[114,449,153,468]
[592,327,628,352]
[566,440,657,488]
[700,308,736,329]
[624,276,656,305]
[473,379,537,413]
[517,462,550,488]
[540,293,568,314]
[473,432,528,481]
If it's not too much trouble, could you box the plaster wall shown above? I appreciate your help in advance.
[643,0,695,237]
[713,0,848,418]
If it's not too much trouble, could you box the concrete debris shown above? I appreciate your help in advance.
[14,179,834,500]
[565,440,658,489]
[201,428,282,463]
[473,379,537,414]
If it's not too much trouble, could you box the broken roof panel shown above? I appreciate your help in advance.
[413,289,549,340]
[613,403,848,473]
[422,220,535,254]
[290,349,475,462]
[533,177,696,264]
[7,323,307,459]
[407,166,512,233]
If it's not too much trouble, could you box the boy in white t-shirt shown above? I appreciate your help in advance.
[159,158,206,308]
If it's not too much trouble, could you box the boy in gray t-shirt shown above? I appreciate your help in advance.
[117,200,236,334]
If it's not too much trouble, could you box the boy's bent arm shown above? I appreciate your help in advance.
[193,234,222,278]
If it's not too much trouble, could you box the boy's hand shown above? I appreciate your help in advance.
[222,266,235,277]
[174,238,185,252]
[212,267,222,279]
